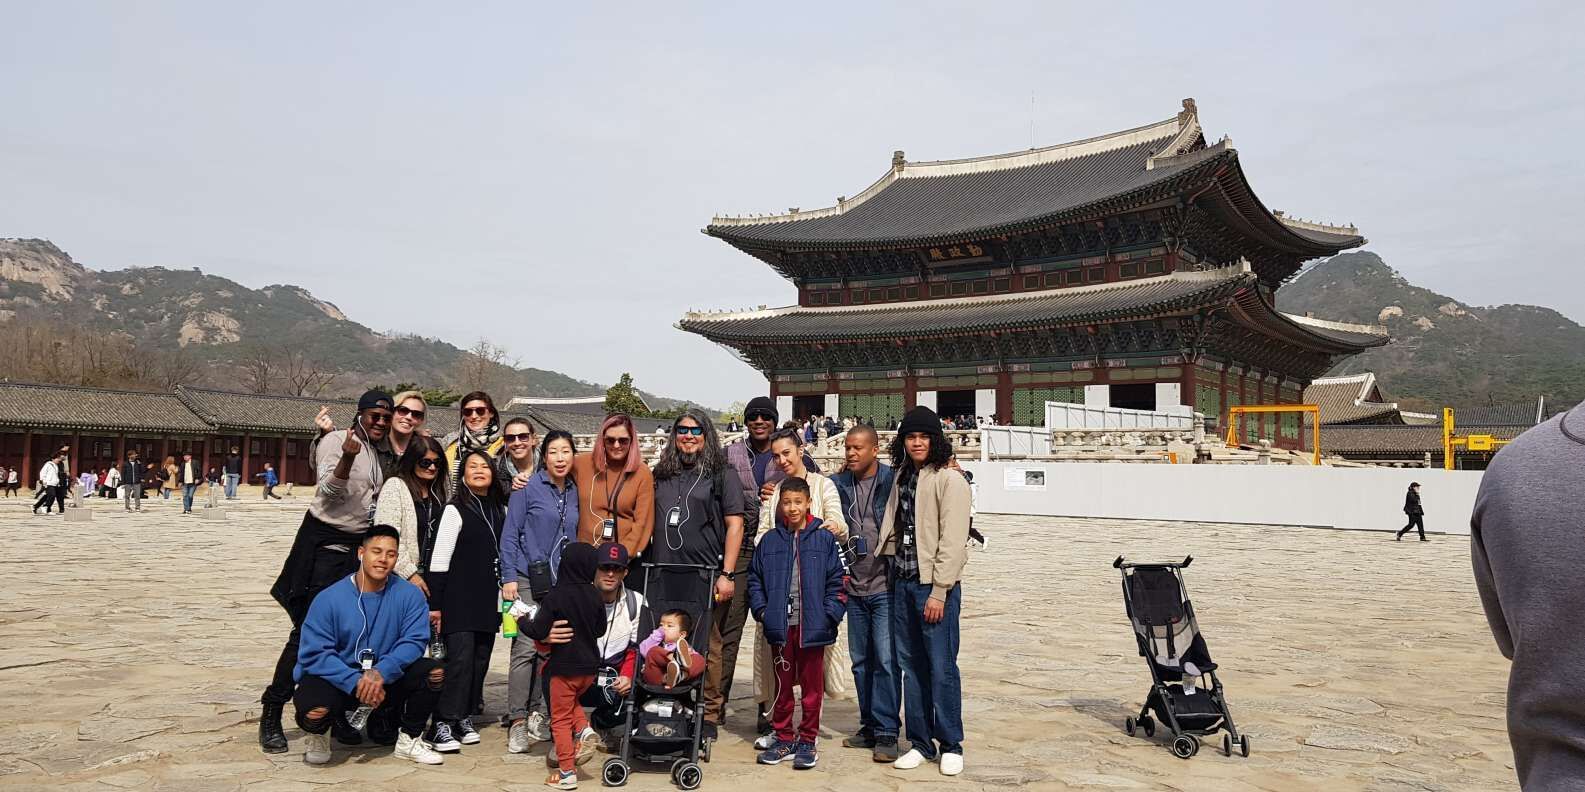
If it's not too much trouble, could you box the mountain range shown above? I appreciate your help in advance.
[1280,251,1585,412]
[0,238,691,410]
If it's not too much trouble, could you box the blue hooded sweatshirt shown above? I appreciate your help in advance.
[294,573,430,693]
[748,514,846,647]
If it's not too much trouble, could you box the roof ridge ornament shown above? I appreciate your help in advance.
[1271,210,1360,237]
[1146,97,1205,171]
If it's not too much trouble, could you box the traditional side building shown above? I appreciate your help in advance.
[680,99,1388,448]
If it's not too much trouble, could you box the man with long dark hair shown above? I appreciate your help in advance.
[260,390,394,754]
[649,410,745,734]
[879,406,969,777]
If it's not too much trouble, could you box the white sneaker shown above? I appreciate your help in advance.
[940,752,963,776]
[302,732,332,765]
[753,733,776,750]
[893,748,927,770]
[395,732,444,765]
[576,727,599,766]
[508,721,531,754]
[524,710,549,742]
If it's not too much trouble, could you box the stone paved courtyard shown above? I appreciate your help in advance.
[0,493,1516,791]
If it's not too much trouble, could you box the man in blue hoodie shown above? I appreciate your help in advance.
[748,477,846,771]
[293,524,444,767]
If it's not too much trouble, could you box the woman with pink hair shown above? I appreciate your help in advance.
[571,413,655,558]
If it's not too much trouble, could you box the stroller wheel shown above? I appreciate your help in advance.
[1222,734,1232,756]
[1140,717,1155,738]
[602,758,629,787]
[1124,717,1136,737]
[1240,735,1251,757]
[675,761,703,790]
[700,737,712,763]
[670,759,689,781]
[1171,735,1199,759]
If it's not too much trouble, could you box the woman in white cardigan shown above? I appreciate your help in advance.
[751,429,852,748]
[373,436,447,596]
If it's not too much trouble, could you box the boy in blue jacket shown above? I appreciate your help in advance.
[748,477,846,770]
[294,525,444,767]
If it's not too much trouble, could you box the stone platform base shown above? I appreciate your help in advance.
[63,507,94,522]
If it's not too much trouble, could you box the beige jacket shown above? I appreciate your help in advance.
[759,470,847,542]
[879,464,971,602]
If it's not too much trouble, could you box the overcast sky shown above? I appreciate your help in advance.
[3,2,1581,405]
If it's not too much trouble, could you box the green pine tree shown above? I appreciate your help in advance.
[603,373,647,416]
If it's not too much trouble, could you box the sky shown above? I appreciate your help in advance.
[3,1,1582,406]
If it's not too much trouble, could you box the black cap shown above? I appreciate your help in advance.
[357,389,394,413]
[595,542,629,568]
[898,405,943,437]
[745,396,777,422]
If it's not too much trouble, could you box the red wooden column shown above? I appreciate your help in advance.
[277,434,288,486]
[114,434,125,466]
[995,371,1013,425]
[241,432,252,482]
[200,437,211,475]
[21,429,32,488]
[903,374,918,411]
[69,432,81,482]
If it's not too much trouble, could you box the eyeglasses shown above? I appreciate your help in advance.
[364,412,392,425]
[504,432,534,444]
[746,412,775,423]
[604,436,632,446]
[674,426,704,436]
[461,407,491,418]
[416,457,440,469]
[396,405,426,420]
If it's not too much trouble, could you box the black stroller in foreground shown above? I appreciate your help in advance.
[1113,555,1250,759]
[602,561,717,789]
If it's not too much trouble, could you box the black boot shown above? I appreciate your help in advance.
[331,711,363,746]
[259,700,288,754]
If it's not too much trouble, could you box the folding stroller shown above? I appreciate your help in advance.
[1113,555,1250,759]
[602,562,717,789]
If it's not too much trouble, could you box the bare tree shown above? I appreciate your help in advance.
[450,338,516,397]
[155,347,203,390]
[241,345,277,395]
[283,348,338,397]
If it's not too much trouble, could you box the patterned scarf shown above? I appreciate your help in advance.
[895,465,920,580]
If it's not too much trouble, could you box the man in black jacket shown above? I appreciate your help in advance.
[1395,482,1426,541]
[119,450,143,513]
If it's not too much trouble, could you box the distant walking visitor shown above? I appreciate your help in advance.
[1396,482,1426,542]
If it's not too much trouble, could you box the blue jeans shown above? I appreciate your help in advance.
[181,483,198,512]
[224,473,240,499]
[893,580,963,758]
[848,590,901,740]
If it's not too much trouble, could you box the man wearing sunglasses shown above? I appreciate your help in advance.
[494,417,540,492]
[260,389,395,755]
[715,396,821,738]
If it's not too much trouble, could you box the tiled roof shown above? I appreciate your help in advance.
[522,406,611,435]
[0,381,212,434]
[705,102,1365,255]
[1451,401,1545,427]
[1321,425,1526,455]
[682,268,1254,343]
[177,387,359,435]
[1304,373,1400,425]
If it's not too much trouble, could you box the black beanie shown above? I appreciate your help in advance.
[745,396,777,421]
[898,405,942,437]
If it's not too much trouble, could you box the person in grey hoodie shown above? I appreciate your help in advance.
[1472,403,1585,790]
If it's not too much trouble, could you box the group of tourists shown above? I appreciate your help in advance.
[256,387,971,785]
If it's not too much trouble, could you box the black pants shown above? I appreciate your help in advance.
[295,658,443,739]
[1398,514,1426,540]
[438,630,495,723]
[263,547,360,705]
[34,485,65,513]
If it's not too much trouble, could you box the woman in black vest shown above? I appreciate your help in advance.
[426,449,509,752]
[1396,482,1427,541]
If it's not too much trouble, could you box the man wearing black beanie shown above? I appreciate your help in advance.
[878,405,970,777]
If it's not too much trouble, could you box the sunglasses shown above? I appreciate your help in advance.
[505,432,535,444]
[746,412,775,423]
[674,426,704,436]
[604,436,632,446]
[396,405,426,420]
[416,457,440,469]
[364,412,392,425]
[461,407,492,418]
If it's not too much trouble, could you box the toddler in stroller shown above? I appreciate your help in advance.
[1113,555,1251,759]
[601,563,715,789]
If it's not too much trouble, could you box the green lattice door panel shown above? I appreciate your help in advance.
[1013,387,1081,426]
[840,393,903,425]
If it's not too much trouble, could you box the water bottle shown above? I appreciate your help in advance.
[429,627,447,661]
[347,705,372,731]
[501,599,518,639]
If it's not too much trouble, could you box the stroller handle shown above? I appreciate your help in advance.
[1113,554,1193,570]
[639,561,721,572]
